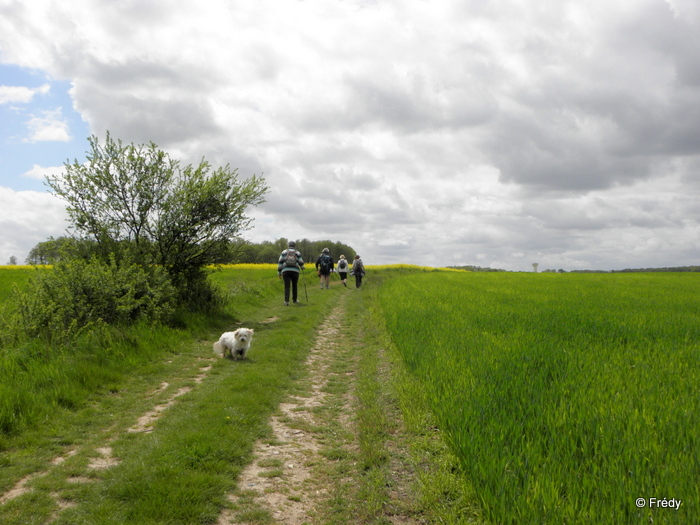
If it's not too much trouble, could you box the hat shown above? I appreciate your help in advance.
[288,241,296,248]
[322,247,330,253]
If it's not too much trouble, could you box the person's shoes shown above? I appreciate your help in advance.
[343,282,346,287]
[284,302,289,306]
[293,300,300,304]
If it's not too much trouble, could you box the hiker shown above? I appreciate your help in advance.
[336,254,349,287]
[315,247,334,289]
[277,240,305,305]
[351,254,365,288]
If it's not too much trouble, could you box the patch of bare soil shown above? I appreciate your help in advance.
[218,301,348,525]
[0,473,37,505]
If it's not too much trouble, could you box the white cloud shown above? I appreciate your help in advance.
[0,83,50,104]
[22,164,64,181]
[0,187,68,264]
[25,108,71,142]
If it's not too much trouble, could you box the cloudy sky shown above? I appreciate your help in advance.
[1,0,699,271]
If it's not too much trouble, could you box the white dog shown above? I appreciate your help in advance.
[213,328,254,360]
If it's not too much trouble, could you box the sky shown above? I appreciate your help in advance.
[1,0,699,271]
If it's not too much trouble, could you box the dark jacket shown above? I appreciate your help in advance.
[315,253,334,274]
[351,258,365,275]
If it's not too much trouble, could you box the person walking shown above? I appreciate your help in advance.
[278,241,305,305]
[315,247,334,289]
[336,254,349,287]
[351,254,365,288]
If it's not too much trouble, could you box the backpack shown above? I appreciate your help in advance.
[337,259,347,271]
[353,259,364,274]
[284,249,299,268]
[319,253,332,272]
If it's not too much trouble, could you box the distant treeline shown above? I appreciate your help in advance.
[448,265,506,272]
[234,238,357,266]
[26,236,357,267]
[447,264,700,273]
[574,266,700,273]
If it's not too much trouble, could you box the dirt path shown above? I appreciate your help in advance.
[218,298,353,524]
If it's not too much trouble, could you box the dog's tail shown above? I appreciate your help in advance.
[213,341,223,357]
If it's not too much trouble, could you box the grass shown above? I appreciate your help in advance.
[378,271,700,524]
[11,264,690,523]
[350,270,481,524]
[1,264,475,523]
[0,265,344,524]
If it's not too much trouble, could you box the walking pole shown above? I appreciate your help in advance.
[302,269,309,303]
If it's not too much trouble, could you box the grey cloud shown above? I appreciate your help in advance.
[343,73,497,134]
[71,63,222,146]
[3,1,700,270]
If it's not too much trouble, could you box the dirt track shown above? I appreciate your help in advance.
[218,300,349,524]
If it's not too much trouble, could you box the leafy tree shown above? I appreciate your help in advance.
[224,238,357,265]
[25,236,83,265]
[46,133,268,303]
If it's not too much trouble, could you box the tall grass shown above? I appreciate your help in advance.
[378,272,700,524]
[0,265,278,437]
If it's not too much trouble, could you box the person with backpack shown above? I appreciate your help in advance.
[336,254,349,287]
[351,254,365,288]
[277,240,305,305]
[315,247,334,289]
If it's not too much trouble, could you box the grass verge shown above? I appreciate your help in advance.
[346,275,482,524]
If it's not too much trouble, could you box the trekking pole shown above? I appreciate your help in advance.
[302,269,309,303]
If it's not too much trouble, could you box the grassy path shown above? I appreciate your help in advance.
[221,294,356,523]
[1,271,477,524]
[222,284,479,524]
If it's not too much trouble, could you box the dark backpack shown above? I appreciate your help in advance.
[319,254,332,272]
[285,249,299,267]
[353,260,364,274]
[337,259,347,271]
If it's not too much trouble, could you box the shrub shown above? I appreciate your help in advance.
[9,254,176,344]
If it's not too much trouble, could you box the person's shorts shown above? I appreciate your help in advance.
[318,269,331,276]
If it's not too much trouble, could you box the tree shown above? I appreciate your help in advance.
[25,236,82,265]
[46,133,268,303]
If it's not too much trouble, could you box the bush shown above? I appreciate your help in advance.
[9,255,176,344]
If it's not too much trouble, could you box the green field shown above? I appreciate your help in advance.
[378,271,699,524]
[1,265,698,523]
